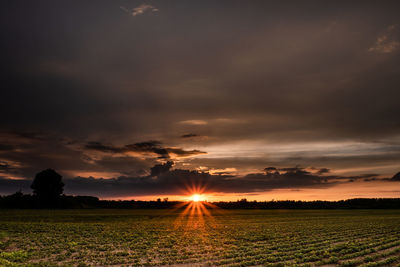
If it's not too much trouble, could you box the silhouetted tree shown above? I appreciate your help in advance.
[31,169,64,207]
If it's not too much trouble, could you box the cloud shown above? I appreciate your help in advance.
[85,141,125,153]
[150,161,173,177]
[0,132,155,181]
[85,141,169,158]
[61,166,395,197]
[1,1,400,199]
[166,148,206,158]
[369,25,400,53]
[306,167,330,175]
[180,133,208,141]
[126,141,169,158]
[120,4,159,17]
[85,141,206,159]
[208,167,237,175]
[1,162,398,197]
[89,156,151,177]
[178,120,208,125]
[181,133,199,138]
[0,144,14,151]
[3,165,392,197]
[391,172,400,181]
[0,160,19,173]
[264,167,278,173]
[316,168,330,174]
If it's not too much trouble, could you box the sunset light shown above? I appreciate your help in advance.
[2,1,400,265]
[191,194,201,202]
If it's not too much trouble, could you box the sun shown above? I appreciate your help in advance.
[191,194,201,202]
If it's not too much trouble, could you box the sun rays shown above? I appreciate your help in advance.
[179,183,220,218]
[169,183,223,233]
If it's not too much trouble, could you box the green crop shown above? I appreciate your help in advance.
[0,209,399,266]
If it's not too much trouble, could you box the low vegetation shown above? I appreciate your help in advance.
[1,209,400,266]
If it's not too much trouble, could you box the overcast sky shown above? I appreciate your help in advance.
[1,1,400,200]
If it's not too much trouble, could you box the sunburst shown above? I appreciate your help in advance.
[191,194,202,202]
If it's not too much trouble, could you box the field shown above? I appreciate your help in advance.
[1,208,400,266]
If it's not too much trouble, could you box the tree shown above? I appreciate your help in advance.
[31,169,64,207]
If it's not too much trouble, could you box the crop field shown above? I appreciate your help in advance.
[1,209,400,266]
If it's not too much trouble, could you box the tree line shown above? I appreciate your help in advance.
[1,169,400,209]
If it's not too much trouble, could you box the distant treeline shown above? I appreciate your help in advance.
[0,192,180,209]
[1,192,400,209]
[213,198,400,209]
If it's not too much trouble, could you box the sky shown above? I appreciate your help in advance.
[1,0,400,201]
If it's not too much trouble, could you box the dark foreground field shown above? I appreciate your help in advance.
[1,209,400,266]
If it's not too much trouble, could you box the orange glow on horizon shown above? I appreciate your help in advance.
[100,179,400,202]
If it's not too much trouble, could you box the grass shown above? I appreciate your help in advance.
[0,209,400,266]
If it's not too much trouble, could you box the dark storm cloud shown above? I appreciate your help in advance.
[85,141,206,159]
[1,0,399,142]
